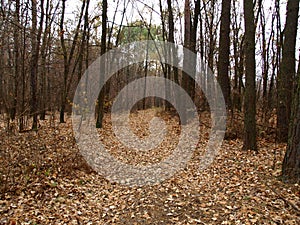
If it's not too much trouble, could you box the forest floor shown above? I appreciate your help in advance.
[0,109,299,225]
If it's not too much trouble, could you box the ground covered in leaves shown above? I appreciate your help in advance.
[0,109,299,224]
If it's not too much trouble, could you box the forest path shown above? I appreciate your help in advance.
[0,109,299,224]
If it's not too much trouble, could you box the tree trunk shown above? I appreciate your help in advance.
[189,0,200,102]
[282,62,300,182]
[243,0,257,151]
[166,0,179,111]
[19,7,29,131]
[277,0,299,142]
[160,0,170,110]
[40,0,51,121]
[11,0,20,121]
[232,1,242,111]
[217,0,232,110]
[60,0,85,123]
[77,0,90,84]
[59,0,67,123]
[30,0,44,130]
[206,0,216,71]
[96,0,107,128]
[260,7,270,123]
[181,0,192,125]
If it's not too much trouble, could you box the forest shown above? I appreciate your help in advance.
[0,0,300,224]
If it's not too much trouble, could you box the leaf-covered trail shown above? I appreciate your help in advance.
[0,110,299,224]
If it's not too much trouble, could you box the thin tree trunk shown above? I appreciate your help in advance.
[181,0,192,125]
[40,0,50,120]
[261,8,269,122]
[217,0,232,110]
[60,0,85,123]
[166,0,179,111]
[30,0,44,130]
[19,6,29,131]
[243,0,257,151]
[282,59,300,181]
[96,0,107,128]
[143,28,151,110]
[11,0,20,121]
[277,0,299,142]
[159,0,170,110]
[232,4,242,111]
[189,0,200,101]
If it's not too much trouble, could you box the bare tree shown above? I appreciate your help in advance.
[277,0,299,142]
[282,56,300,181]
[11,0,21,121]
[243,0,257,151]
[30,0,44,130]
[40,0,59,120]
[96,0,107,128]
[217,0,232,110]
[59,0,86,123]
[232,0,244,112]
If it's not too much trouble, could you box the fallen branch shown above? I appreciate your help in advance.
[266,184,300,215]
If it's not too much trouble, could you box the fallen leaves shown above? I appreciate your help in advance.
[0,109,299,224]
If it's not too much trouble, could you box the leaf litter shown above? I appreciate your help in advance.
[0,109,299,224]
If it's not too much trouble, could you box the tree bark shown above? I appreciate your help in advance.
[96,0,107,128]
[217,0,232,110]
[282,61,300,181]
[189,0,200,102]
[40,0,51,120]
[11,0,20,121]
[166,0,179,111]
[30,0,44,130]
[277,0,299,142]
[60,0,85,123]
[243,0,257,151]
[181,0,192,125]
